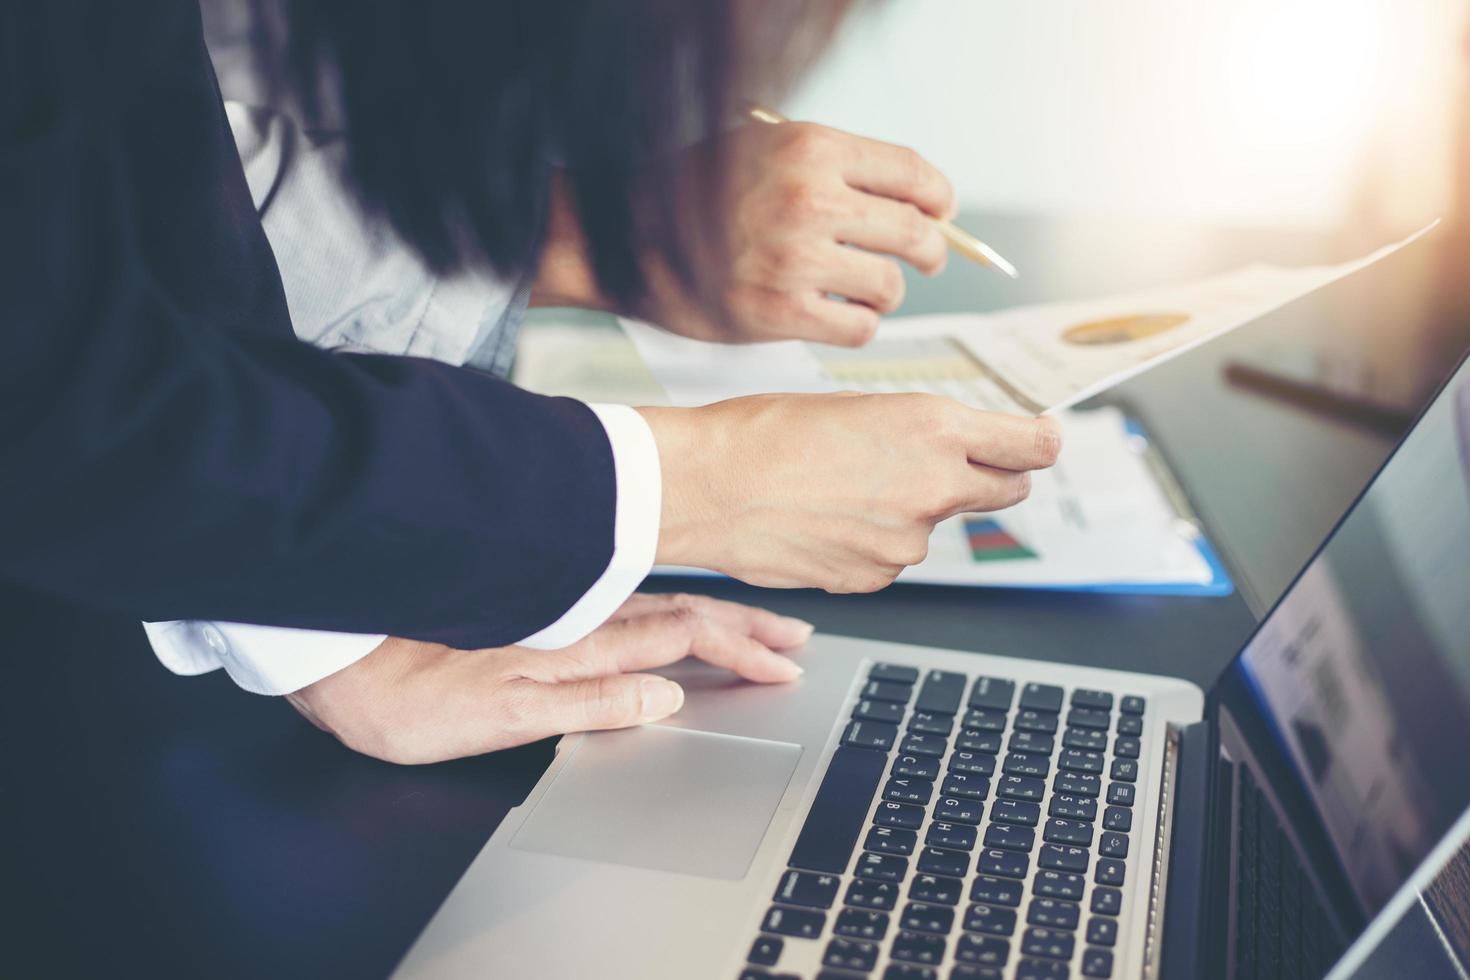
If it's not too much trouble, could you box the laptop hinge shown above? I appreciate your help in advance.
[1153,720,1212,980]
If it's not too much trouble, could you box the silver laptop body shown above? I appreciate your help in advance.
[394,633,1202,979]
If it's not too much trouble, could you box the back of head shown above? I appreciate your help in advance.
[256,0,856,312]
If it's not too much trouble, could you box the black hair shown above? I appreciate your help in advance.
[265,0,853,310]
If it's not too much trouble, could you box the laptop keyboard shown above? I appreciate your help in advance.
[1233,765,1341,980]
[741,663,1150,980]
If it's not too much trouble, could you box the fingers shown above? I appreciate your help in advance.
[947,465,1034,518]
[509,673,687,742]
[541,608,804,684]
[955,409,1063,471]
[612,593,814,650]
[834,194,948,276]
[839,131,957,219]
[814,244,907,314]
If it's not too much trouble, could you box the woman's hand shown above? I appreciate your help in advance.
[532,121,958,346]
[640,392,1061,592]
[286,594,810,765]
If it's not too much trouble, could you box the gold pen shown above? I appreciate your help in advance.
[746,105,1020,280]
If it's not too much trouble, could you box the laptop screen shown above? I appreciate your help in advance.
[1209,351,1470,976]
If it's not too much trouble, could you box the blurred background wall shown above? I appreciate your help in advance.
[787,0,1466,238]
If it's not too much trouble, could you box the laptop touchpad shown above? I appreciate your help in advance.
[510,726,803,880]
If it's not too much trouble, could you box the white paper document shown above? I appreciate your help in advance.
[621,223,1436,415]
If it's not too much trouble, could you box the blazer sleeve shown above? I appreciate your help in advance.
[0,1,623,649]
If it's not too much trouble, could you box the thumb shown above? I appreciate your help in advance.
[512,673,686,742]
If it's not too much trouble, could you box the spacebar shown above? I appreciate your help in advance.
[787,745,887,873]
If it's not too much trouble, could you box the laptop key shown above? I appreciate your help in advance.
[963,708,1009,732]
[1016,956,1070,980]
[1063,728,1108,751]
[1033,870,1086,901]
[949,751,998,777]
[835,907,889,940]
[1028,897,1080,929]
[909,711,954,736]
[761,905,825,939]
[1095,857,1125,887]
[843,719,899,751]
[1120,695,1146,715]
[884,965,939,980]
[963,902,1018,936]
[983,823,1036,852]
[934,797,984,825]
[1043,817,1094,846]
[1100,831,1129,859]
[874,802,925,830]
[1071,689,1113,710]
[788,746,887,873]
[846,878,900,911]
[917,846,969,878]
[1116,714,1143,736]
[977,848,1030,879]
[1113,736,1141,760]
[853,698,907,724]
[885,776,934,806]
[891,929,947,966]
[871,663,920,684]
[927,821,977,851]
[955,932,1010,968]
[893,754,941,780]
[748,935,783,965]
[970,875,1023,907]
[1091,886,1123,916]
[1019,683,1064,712]
[1003,752,1051,778]
[949,966,1002,980]
[997,775,1046,802]
[1010,730,1055,755]
[956,728,1003,754]
[855,851,909,882]
[863,679,914,703]
[1103,806,1132,832]
[1106,783,1135,807]
[773,870,841,909]
[1067,707,1111,731]
[1049,793,1098,821]
[865,826,917,856]
[1022,926,1075,961]
[900,733,948,758]
[1087,916,1118,946]
[822,937,879,972]
[1014,709,1059,734]
[908,873,964,906]
[1110,759,1139,782]
[1055,771,1102,797]
[1082,947,1115,977]
[915,670,967,715]
[1038,844,1090,874]
[901,901,956,935]
[969,676,1016,711]
[941,772,990,801]
[991,799,1041,826]
[1058,748,1105,774]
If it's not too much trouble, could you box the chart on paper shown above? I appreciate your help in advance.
[811,337,1033,413]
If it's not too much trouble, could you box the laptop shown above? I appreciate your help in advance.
[395,349,1470,980]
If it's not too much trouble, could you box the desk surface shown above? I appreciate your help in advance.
[3,214,1431,979]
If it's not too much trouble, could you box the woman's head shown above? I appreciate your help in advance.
[265,0,854,308]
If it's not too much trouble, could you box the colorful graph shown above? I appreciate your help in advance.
[964,517,1038,563]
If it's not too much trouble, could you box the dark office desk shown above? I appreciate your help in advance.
[3,214,1440,979]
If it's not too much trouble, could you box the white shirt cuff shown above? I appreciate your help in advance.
[141,401,661,691]
[142,620,386,696]
[515,403,661,649]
